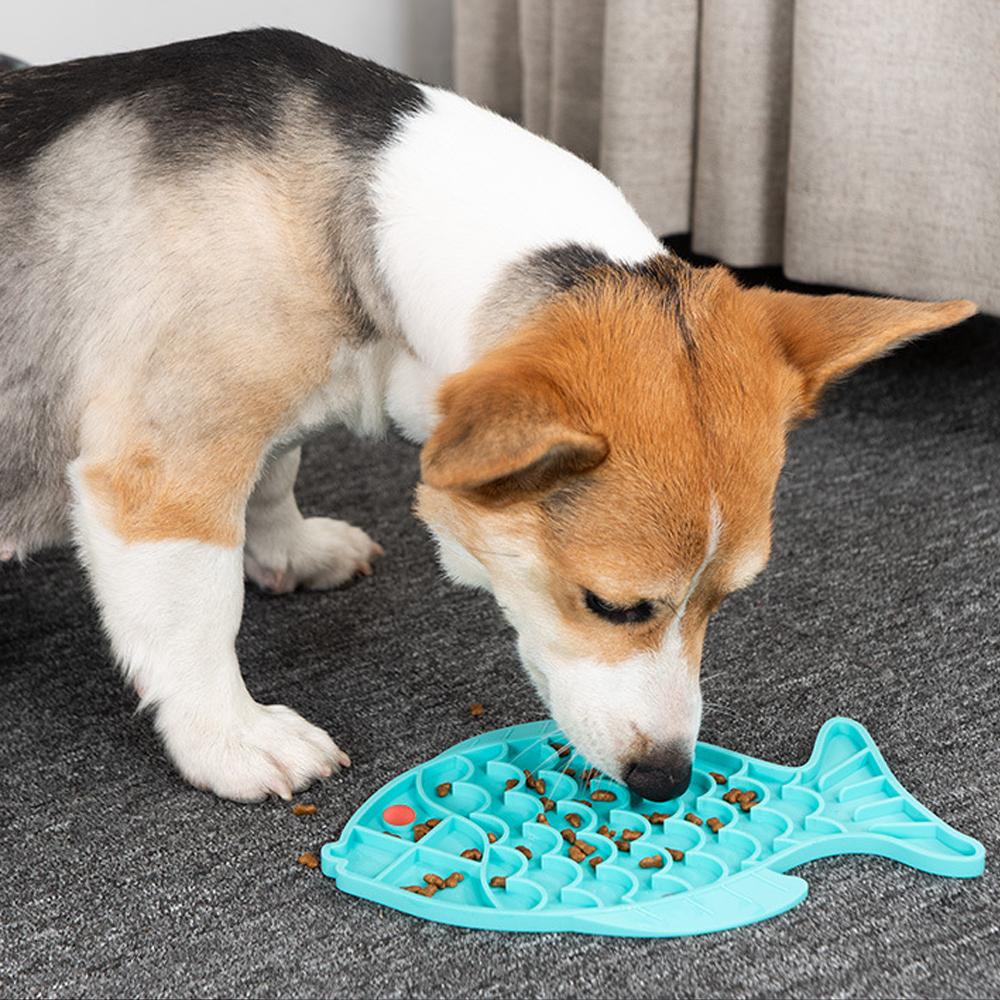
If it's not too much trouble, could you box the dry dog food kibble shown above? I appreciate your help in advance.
[575,840,597,857]
[645,811,671,824]
[591,789,616,802]
[535,812,549,826]
[709,771,727,785]
[549,741,571,758]
[487,832,497,844]
[564,768,577,777]
[707,817,724,833]
[667,848,685,862]
[568,845,586,862]
[516,845,533,860]
[426,818,441,828]
[460,848,483,861]
[561,828,576,844]
[291,803,317,816]
[504,778,518,791]
[621,828,642,842]
[596,824,616,839]
[490,875,507,888]
[615,838,631,853]
[580,768,600,784]
[403,884,437,897]
[436,782,452,797]
[469,703,485,717]
[639,854,664,869]
[589,856,603,869]
[565,813,582,828]
[540,796,556,812]
[523,770,546,795]
[404,871,464,895]
[684,812,703,826]
[412,823,431,841]
[297,852,320,869]
[722,786,759,810]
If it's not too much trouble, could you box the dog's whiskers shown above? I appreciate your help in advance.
[465,543,522,561]
[507,727,559,769]
[436,537,521,565]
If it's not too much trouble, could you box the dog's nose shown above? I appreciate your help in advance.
[624,747,692,802]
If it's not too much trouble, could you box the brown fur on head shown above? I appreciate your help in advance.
[417,258,975,799]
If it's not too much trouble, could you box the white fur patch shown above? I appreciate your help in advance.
[544,649,703,779]
[372,86,664,376]
[430,528,493,593]
[69,461,348,800]
[727,548,769,591]
[385,350,442,444]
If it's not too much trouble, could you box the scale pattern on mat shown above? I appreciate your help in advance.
[321,718,984,936]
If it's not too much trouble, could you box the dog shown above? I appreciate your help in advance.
[0,29,975,801]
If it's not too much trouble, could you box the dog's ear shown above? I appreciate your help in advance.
[748,288,977,415]
[421,359,607,501]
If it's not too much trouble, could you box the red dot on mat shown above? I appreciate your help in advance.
[383,804,416,826]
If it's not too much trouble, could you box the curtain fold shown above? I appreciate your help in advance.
[693,0,793,265]
[453,0,1000,313]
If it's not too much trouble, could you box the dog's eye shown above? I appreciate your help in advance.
[584,590,655,625]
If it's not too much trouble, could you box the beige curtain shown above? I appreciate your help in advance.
[453,0,1000,314]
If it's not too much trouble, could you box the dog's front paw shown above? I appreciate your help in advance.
[245,518,384,593]
[157,699,350,801]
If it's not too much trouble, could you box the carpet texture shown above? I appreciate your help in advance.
[1,247,998,999]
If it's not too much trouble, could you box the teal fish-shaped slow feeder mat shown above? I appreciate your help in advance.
[320,718,984,936]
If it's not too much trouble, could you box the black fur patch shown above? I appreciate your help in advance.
[633,256,699,362]
[0,28,427,172]
[526,243,698,361]
[541,477,595,522]
[528,244,615,291]
[335,264,382,344]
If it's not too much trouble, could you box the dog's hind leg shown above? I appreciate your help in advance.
[69,447,349,800]
[243,447,383,594]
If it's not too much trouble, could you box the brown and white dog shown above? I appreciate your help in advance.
[0,30,975,801]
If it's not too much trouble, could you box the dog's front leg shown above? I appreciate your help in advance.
[243,447,383,594]
[69,459,349,800]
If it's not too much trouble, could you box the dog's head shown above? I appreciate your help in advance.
[416,259,974,800]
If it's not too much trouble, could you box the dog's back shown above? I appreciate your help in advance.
[0,29,425,557]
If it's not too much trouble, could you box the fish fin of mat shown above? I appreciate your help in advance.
[790,718,984,878]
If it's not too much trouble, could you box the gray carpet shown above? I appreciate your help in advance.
[1,251,998,999]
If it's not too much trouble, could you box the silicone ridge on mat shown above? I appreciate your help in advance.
[320,718,984,937]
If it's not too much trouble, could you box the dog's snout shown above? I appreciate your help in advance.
[624,746,692,802]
